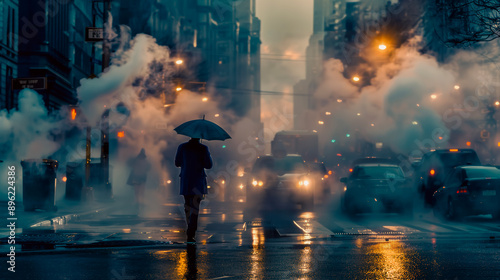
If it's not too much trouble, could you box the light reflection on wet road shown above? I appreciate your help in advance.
[5,200,500,279]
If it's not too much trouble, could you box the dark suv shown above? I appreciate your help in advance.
[340,163,413,215]
[414,149,481,205]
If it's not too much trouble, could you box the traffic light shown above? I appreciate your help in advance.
[480,130,490,139]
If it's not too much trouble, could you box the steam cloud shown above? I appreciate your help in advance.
[311,36,500,163]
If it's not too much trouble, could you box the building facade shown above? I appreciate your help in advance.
[116,0,261,123]
[0,0,18,110]
[16,0,100,112]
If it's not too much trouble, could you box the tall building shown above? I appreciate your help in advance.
[116,0,261,124]
[233,0,261,121]
[293,0,328,130]
[0,0,18,110]
[16,0,100,111]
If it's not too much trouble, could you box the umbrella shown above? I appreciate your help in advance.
[174,117,231,141]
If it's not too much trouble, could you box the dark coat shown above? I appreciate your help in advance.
[127,152,151,186]
[175,139,213,195]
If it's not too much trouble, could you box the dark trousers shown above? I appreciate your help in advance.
[183,195,202,239]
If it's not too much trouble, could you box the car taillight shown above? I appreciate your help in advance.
[456,187,468,194]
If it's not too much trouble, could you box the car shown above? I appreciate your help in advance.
[340,163,414,215]
[306,162,332,203]
[414,149,481,205]
[433,165,500,220]
[246,154,314,210]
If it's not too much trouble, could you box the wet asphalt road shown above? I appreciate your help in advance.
[4,196,500,280]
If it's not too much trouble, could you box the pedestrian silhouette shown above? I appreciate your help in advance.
[175,138,213,243]
[127,148,151,214]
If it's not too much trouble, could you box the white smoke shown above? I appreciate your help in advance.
[311,36,499,159]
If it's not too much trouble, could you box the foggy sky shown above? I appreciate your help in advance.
[256,0,313,145]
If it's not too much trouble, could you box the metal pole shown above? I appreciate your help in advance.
[100,0,112,199]
[85,126,91,189]
[101,109,111,199]
[102,0,111,72]
[90,1,96,76]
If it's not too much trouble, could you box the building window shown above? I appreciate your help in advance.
[199,13,208,23]
[5,66,13,110]
[218,56,229,65]
[197,0,209,6]
[6,6,16,49]
[217,42,229,53]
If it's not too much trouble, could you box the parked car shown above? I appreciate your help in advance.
[414,149,481,205]
[246,154,314,210]
[433,165,500,220]
[340,163,414,215]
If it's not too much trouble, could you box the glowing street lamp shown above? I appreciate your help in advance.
[378,44,387,50]
[202,97,208,102]
[495,101,500,106]
[176,87,183,92]
[318,121,324,125]
[352,75,360,82]
[430,94,437,100]
[175,59,184,65]
[454,85,460,90]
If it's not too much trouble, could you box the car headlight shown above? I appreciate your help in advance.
[252,179,264,187]
[298,179,310,188]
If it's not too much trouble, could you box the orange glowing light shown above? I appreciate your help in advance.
[378,44,387,50]
[328,170,332,175]
[449,149,459,152]
[62,176,67,182]
[430,169,435,176]
[117,131,125,138]
[466,141,471,146]
[352,76,360,82]
[324,175,329,179]
[498,142,500,147]
[71,108,77,120]
[349,168,353,173]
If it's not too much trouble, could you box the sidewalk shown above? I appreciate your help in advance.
[0,199,116,232]
[0,198,250,254]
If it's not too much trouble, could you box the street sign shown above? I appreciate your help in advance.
[12,77,47,90]
[85,27,103,42]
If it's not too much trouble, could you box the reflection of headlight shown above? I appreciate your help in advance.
[252,179,264,187]
[298,179,310,187]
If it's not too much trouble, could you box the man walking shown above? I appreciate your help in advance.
[175,138,213,243]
